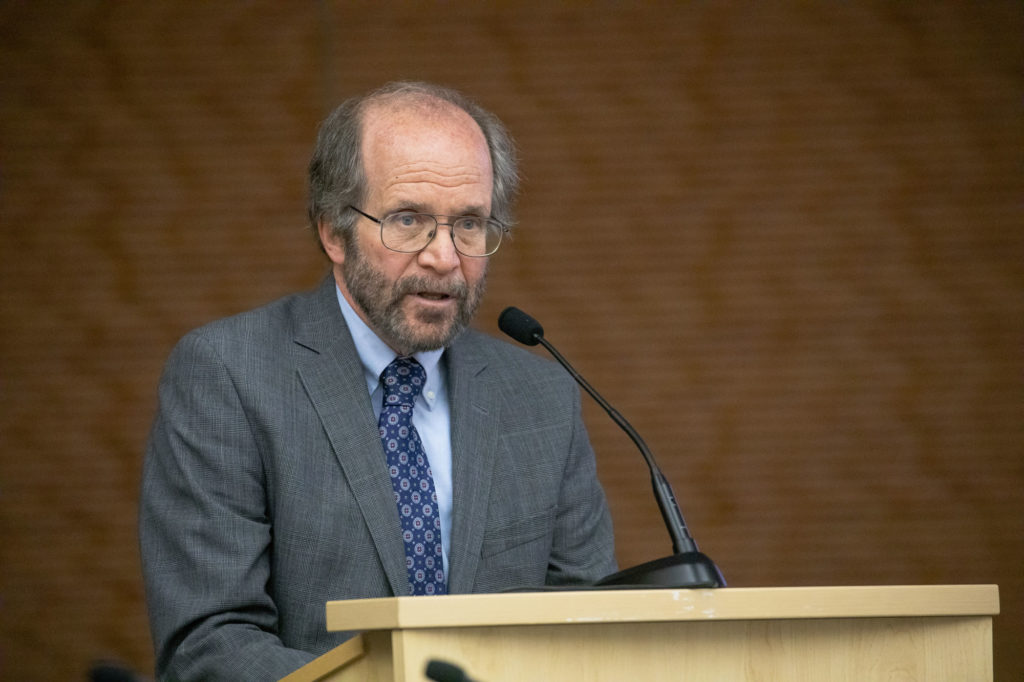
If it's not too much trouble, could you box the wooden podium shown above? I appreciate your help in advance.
[282,585,998,682]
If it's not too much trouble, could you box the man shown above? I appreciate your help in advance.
[139,81,616,681]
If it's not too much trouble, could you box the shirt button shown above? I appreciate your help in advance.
[426,390,436,400]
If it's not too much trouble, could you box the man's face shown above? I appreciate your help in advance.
[323,101,493,355]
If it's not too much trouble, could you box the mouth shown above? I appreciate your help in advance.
[416,291,452,301]
[408,290,460,310]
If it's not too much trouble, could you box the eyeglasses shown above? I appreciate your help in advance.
[348,206,508,258]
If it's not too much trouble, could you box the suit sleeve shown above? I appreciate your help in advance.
[139,330,314,681]
[545,381,618,585]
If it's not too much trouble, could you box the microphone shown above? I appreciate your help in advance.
[426,659,478,682]
[88,661,143,682]
[498,306,725,589]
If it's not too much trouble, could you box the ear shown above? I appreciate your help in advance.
[318,220,346,266]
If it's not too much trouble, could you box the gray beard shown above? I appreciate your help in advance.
[342,236,487,355]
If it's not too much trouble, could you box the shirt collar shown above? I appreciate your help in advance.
[334,282,444,404]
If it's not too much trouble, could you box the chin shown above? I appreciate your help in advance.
[410,325,455,350]
[399,319,462,353]
[393,299,473,352]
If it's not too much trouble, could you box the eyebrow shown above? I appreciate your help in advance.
[385,201,490,217]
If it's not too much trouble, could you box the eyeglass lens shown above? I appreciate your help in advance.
[381,213,502,256]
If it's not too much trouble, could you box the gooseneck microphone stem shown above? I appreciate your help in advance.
[532,334,696,555]
[498,306,725,589]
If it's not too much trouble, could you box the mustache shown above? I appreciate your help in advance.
[393,276,469,299]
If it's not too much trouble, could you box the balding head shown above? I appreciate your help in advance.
[307,81,519,250]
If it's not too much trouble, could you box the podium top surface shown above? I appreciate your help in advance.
[325,584,998,633]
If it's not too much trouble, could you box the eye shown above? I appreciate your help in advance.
[390,213,432,230]
[453,217,484,231]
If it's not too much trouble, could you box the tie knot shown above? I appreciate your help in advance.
[381,357,426,407]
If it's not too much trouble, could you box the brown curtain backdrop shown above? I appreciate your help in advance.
[1,2,1021,680]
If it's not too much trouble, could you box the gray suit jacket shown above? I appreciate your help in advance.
[139,275,616,681]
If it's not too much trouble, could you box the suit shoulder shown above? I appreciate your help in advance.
[184,286,313,339]
[172,286,318,358]
[456,328,569,381]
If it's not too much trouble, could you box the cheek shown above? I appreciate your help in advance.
[381,260,410,284]
[461,259,489,287]
[366,243,413,282]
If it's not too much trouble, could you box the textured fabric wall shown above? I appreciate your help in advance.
[1,2,1021,680]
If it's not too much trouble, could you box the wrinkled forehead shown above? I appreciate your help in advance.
[359,98,493,194]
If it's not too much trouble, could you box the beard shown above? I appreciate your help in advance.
[342,236,487,355]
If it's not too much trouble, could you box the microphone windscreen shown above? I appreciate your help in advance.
[498,306,544,345]
[425,659,468,682]
[88,663,139,682]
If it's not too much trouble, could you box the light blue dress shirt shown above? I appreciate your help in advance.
[334,284,453,577]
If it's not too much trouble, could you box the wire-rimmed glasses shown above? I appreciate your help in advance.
[348,205,508,257]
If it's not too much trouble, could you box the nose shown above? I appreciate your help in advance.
[417,223,462,274]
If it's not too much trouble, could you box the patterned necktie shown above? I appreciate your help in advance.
[378,357,447,596]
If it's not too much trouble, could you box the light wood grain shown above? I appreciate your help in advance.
[326,584,998,632]
[283,586,997,681]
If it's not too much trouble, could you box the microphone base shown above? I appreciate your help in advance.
[595,552,726,589]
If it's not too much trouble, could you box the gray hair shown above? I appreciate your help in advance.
[308,81,520,248]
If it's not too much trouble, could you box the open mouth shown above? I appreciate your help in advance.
[410,291,460,308]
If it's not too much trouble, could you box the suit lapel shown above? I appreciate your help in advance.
[292,275,409,596]
[445,335,502,593]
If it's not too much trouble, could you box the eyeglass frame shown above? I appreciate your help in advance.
[347,205,508,258]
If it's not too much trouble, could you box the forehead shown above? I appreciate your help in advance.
[362,94,479,138]
[359,99,493,209]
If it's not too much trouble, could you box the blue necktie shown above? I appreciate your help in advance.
[378,357,447,596]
